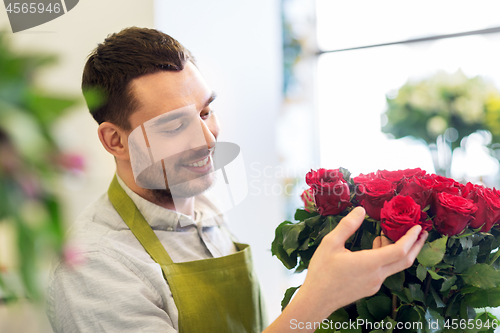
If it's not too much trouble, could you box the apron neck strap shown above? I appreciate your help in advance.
[108,175,174,266]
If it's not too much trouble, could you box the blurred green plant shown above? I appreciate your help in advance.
[0,31,80,302]
[382,70,500,176]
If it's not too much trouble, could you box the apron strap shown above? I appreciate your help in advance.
[108,175,174,266]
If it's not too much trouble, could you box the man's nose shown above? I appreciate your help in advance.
[200,119,216,149]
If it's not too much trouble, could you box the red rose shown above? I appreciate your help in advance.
[398,176,434,209]
[353,172,376,184]
[430,174,464,195]
[462,183,500,231]
[355,178,396,220]
[301,188,317,213]
[305,169,351,216]
[377,168,426,183]
[380,195,432,242]
[433,192,478,236]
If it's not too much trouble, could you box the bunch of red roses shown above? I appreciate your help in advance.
[274,167,500,331]
[302,168,500,241]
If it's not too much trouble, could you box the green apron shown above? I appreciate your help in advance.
[108,175,265,333]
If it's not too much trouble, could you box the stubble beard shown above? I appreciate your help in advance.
[149,171,216,203]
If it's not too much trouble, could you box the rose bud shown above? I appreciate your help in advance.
[380,195,432,242]
[462,183,500,231]
[398,176,434,209]
[305,168,351,216]
[355,178,396,220]
[301,188,317,213]
[433,192,478,236]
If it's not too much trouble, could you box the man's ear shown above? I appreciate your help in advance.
[98,122,129,161]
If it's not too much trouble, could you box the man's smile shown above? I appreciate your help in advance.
[180,154,213,174]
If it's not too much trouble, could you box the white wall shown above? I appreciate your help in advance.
[154,0,287,321]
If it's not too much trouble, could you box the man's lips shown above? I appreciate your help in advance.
[182,154,210,167]
[180,154,213,174]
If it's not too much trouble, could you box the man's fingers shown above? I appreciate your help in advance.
[382,230,428,276]
[324,207,366,249]
[373,232,393,249]
[369,225,423,265]
[372,236,382,249]
[381,234,393,247]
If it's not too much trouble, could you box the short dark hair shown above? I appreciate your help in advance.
[82,27,194,131]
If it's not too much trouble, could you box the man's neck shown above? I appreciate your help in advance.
[116,167,195,217]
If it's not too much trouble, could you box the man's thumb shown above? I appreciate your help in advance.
[325,206,366,248]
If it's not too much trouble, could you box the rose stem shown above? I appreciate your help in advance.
[391,294,398,320]
[423,273,432,300]
[488,250,500,266]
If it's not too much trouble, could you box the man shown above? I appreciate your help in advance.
[46,27,427,332]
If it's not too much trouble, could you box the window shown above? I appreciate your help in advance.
[316,0,500,181]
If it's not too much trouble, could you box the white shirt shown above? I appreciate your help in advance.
[46,176,238,332]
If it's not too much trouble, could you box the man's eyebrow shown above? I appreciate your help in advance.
[150,110,189,127]
[204,92,217,108]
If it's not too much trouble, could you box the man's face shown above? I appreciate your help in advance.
[126,61,220,198]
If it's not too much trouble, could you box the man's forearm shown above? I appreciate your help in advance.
[262,284,340,333]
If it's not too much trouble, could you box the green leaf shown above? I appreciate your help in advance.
[460,299,476,320]
[404,287,414,303]
[392,289,410,303]
[473,311,498,333]
[383,272,404,292]
[281,285,300,311]
[271,221,298,269]
[282,222,306,255]
[397,306,422,332]
[366,295,392,321]
[409,283,425,302]
[462,263,500,289]
[339,167,351,182]
[294,261,307,273]
[16,219,39,299]
[417,236,448,267]
[304,215,322,228]
[417,264,427,282]
[440,275,457,292]
[459,236,474,250]
[383,317,397,333]
[425,308,444,333]
[454,246,479,273]
[294,209,318,222]
[464,286,500,308]
[314,216,339,245]
[361,230,377,250]
[356,299,376,323]
[460,285,480,294]
[428,270,445,280]
[430,285,445,308]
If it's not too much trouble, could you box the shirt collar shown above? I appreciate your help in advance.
[115,175,221,230]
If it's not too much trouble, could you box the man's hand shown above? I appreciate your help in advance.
[265,206,427,332]
[301,206,427,316]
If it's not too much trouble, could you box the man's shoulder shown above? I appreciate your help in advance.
[50,192,159,280]
[75,191,127,227]
[65,192,144,259]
